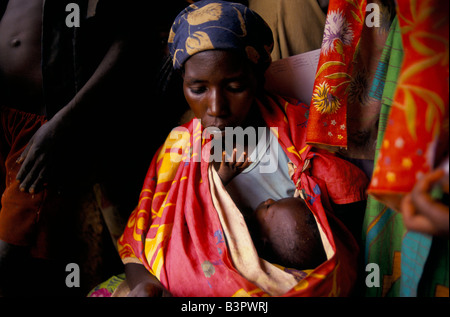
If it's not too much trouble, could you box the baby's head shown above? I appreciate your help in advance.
[251,197,327,269]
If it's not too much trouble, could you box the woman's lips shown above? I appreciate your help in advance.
[205,124,227,135]
[206,124,227,131]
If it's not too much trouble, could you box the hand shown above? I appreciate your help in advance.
[15,118,65,194]
[217,148,251,185]
[127,281,172,297]
[401,169,449,237]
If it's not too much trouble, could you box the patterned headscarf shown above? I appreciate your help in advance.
[168,0,274,70]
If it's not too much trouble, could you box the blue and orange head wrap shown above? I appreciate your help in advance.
[168,0,274,71]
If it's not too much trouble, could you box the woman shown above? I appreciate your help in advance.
[117,0,368,297]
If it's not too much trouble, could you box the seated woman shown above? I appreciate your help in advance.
[118,0,368,297]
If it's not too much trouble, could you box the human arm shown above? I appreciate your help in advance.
[217,149,251,186]
[401,169,449,237]
[125,263,172,297]
[15,31,129,194]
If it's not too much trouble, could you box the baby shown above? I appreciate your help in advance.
[217,150,327,269]
[250,196,327,269]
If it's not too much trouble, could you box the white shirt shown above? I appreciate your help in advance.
[225,128,296,214]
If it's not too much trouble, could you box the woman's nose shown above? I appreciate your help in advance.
[207,89,228,117]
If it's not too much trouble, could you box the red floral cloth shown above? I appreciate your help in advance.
[306,0,367,149]
[367,0,449,210]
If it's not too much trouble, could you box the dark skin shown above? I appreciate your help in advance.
[125,50,263,297]
[182,50,259,132]
[125,263,171,297]
[184,50,265,180]
[401,169,449,237]
[0,0,131,295]
[213,134,327,270]
[15,34,128,194]
[0,0,128,195]
[217,148,252,186]
[252,197,327,269]
[217,158,326,269]
[0,0,44,114]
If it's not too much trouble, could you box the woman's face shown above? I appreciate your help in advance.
[183,50,259,132]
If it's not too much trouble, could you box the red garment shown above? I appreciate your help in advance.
[0,106,61,259]
[118,94,368,296]
[368,0,449,210]
[306,0,367,149]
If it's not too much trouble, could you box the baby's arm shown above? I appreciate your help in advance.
[217,149,251,186]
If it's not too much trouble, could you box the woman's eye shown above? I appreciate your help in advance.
[227,85,246,93]
[190,87,207,94]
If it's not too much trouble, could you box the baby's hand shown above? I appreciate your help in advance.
[217,149,251,185]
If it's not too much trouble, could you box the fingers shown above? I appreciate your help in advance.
[219,151,227,169]
[15,146,33,182]
[222,149,238,164]
[240,151,252,169]
[217,149,250,186]
[29,165,48,194]
[223,149,251,167]
[16,156,32,187]
[401,194,439,235]
[15,142,32,165]
[17,154,47,194]
[236,150,245,165]
[401,188,449,237]
[414,169,445,195]
[411,170,448,222]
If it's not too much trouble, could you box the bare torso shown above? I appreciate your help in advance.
[0,0,44,114]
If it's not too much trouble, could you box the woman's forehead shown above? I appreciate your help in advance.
[184,50,252,79]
